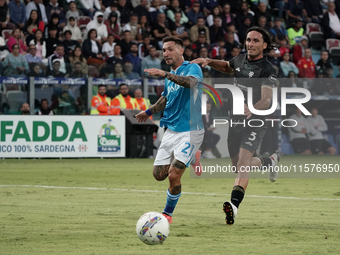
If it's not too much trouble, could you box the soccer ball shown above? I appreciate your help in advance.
[136,212,170,245]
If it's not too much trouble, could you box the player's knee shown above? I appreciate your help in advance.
[153,165,169,181]
[168,170,180,185]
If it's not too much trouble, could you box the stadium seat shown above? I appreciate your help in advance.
[78,16,91,27]
[329,47,340,65]
[2,29,13,42]
[281,143,294,155]
[306,23,322,34]
[324,134,339,154]
[306,24,324,50]
[326,39,340,50]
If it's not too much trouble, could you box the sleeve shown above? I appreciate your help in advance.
[22,55,29,71]
[292,62,299,75]
[94,0,101,10]
[280,62,288,77]
[187,63,203,84]
[21,4,27,23]
[167,10,175,23]
[7,37,15,52]
[2,54,8,66]
[26,3,32,20]
[161,81,168,98]
[40,5,48,23]
[101,124,106,128]
[289,115,303,133]
[261,64,278,89]
[180,11,189,24]
[306,117,319,136]
[81,0,91,10]
[297,59,305,77]
[110,98,121,115]
[317,116,328,132]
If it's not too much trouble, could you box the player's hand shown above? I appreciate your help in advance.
[144,68,166,77]
[190,58,211,67]
[244,104,252,119]
[135,111,150,122]
[301,128,307,134]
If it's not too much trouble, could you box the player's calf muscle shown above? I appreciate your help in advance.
[153,165,170,181]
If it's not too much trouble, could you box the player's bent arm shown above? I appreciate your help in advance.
[252,87,273,111]
[164,72,198,89]
[191,58,234,74]
[149,96,167,114]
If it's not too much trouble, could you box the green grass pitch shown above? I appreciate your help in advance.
[1,156,340,255]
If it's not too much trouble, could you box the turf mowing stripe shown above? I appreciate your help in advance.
[1,184,340,201]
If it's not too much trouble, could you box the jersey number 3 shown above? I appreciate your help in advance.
[249,131,257,141]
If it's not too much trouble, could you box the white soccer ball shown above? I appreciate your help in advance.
[136,212,170,245]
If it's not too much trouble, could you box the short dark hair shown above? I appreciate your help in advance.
[246,26,278,54]
[98,85,106,89]
[162,36,183,47]
[64,30,72,35]
[119,83,128,88]
[87,28,97,39]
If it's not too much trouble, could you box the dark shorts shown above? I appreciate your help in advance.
[310,139,332,154]
[291,138,311,154]
[228,122,268,158]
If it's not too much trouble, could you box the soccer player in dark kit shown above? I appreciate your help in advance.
[191,27,281,225]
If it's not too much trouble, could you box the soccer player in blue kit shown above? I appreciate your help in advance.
[135,36,204,224]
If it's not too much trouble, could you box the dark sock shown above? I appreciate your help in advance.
[231,185,245,208]
[259,156,272,170]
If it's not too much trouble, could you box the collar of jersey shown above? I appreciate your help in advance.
[171,61,189,73]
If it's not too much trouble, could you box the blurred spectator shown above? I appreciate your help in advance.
[66,1,81,21]
[278,37,290,57]
[119,30,133,57]
[3,44,29,76]
[45,13,63,39]
[201,0,219,16]
[82,29,106,70]
[307,108,337,155]
[182,37,191,48]
[91,85,111,115]
[102,34,116,59]
[104,3,121,22]
[285,0,309,24]
[316,51,333,76]
[25,44,46,72]
[67,62,86,77]
[186,1,204,27]
[84,12,108,43]
[106,44,123,66]
[30,29,47,62]
[269,0,286,19]
[221,4,235,32]
[280,52,299,77]
[81,0,101,19]
[226,22,240,44]
[169,12,188,39]
[310,70,326,94]
[152,13,171,48]
[63,17,82,44]
[27,63,45,77]
[236,2,254,30]
[201,101,220,159]
[45,25,62,57]
[53,88,77,114]
[225,33,241,58]
[149,0,164,24]
[124,61,140,79]
[24,10,45,45]
[206,6,222,27]
[46,59,65,77]
[166,0,188,24]
[20,102,30,115]
[238,17,252,44]
[267,49,280,72]
[7,28,27,55]
[45,0,66,28]
[288,107,312,154]
[134,88,150,111]
[62,30,80,55]
[218,47,228,61]
[321,2,340,39]
[190,17,210,45]
[287,19,304,46]
[110,83,139,115]
[68,46,88,76]
[297,48,316,79]
[183,45,193,61]
[136,15,151,42]
[99,0,112,11]
[141,46,161,77]
[48,44,68,73]
[0,0,15,33]
[293,35,308,64]
[209,16,224,44]
[26,0,48,24]
[134,0,149,20]
[191,31,210,59]
[105,11,121,41]
[138,35,158,59]
[122,13,139,41]
[249,1,272,27]
[108,62,126,78]
[211,38,225,59]
[304,0,323,24]
[9,0,27,30]
[123,43,141,73]
[257,16,270,32]
[118,0,133,26]
[37,99,54,115]
[270,18,291,47]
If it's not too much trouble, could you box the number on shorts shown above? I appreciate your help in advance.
[181,142,195,157]
[249,131,257,141]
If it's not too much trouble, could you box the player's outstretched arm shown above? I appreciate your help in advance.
[135,96,167,122]
[190,58,234,74]
[144,68,197,89]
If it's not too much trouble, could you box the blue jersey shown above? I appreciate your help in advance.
[160,61,204,132]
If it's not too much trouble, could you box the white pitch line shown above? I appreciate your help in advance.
[1,184,340,201]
